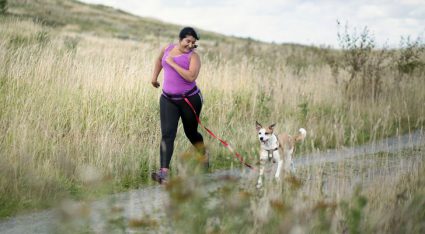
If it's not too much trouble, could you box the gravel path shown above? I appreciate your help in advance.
[0,130,423,234]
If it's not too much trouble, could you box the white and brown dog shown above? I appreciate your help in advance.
[256,121,307,188]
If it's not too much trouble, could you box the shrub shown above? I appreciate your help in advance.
[394,36,425,80]
[0,0,7,15]
[337,21,390,101]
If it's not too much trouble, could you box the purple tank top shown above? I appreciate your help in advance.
[161,44,197,95]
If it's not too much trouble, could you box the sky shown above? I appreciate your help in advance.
[80,0,425,48]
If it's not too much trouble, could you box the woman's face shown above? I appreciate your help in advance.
[179,35,197,53]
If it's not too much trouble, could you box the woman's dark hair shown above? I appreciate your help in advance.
[179,27,199,40]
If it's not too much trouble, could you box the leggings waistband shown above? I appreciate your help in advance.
[162,86,199,100]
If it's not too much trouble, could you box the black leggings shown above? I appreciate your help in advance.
[159,93,204,168]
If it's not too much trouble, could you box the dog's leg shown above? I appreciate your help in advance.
[256,159,265,188]
[290,160,296,174]
[256,152,267,188]
[282,150,291,175]
[288,147,295,175]
[274,151,283,180]
[284,148,295,176]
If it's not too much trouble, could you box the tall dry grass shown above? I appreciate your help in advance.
[0,18,162,215]
[0,16,424,218]
[154,147,424,234]
[43,146,424,233]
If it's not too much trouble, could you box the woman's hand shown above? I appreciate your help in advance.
[164,53,200,83]
[165,56,174,66]
[151,79,160,88]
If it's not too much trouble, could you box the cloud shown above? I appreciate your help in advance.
[80,0,425,47]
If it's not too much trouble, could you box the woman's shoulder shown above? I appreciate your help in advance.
[190,51,200,59]
[163,43,175,52]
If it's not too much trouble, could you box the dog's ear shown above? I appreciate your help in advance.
[256,121,262,131]
[268,123,276,130]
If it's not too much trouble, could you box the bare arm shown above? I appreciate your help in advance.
[165,52,201,82]
[151,47,166,88]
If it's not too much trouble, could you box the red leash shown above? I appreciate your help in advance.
[183,97,255,171]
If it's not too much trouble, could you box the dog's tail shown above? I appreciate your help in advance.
[294,128,307,143]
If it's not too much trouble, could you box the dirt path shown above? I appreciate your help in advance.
[0,130,424,234]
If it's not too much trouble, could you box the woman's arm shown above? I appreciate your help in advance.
[165,52,201,82]
[151,47,166,88]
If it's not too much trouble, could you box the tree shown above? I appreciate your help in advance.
[0,0,7,15]
[336,21,389,101]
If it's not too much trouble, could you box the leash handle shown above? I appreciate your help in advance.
[183,97,255,171]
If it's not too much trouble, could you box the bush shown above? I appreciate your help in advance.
[395,36,425,80]
[0,0,7,15]
[337,21,390,101]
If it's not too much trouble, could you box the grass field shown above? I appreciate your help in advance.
[0,0,424,232]
[157,147,425,234]
[52,146,425,233]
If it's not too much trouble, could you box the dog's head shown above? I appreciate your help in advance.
[256,121,275,143]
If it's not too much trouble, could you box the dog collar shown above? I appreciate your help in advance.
[267,147,279,161]
[266,148,279,153]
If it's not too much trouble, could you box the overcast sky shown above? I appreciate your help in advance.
[80,0,424,47]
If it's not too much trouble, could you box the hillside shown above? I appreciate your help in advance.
[7,0,270,45]
[5,0,330,71]
[1,0,424,221]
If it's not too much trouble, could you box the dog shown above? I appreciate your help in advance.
[255,121,307,188]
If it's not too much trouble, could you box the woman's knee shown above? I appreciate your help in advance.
[185,131,203,144]
[162,130,177,141]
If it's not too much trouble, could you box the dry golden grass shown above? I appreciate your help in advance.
[154,146,424,234]
[0,9,424,227]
